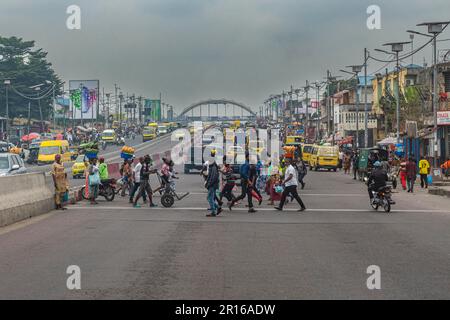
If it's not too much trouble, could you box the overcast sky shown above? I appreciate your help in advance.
[1,0,450,113]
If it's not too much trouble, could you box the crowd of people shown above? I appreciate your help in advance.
[200,150,307,217]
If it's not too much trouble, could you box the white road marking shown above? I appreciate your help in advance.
[67,206,450,213]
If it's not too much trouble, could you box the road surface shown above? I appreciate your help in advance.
[1,136,450,299]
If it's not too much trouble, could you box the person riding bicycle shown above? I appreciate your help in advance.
[367,161,388,202]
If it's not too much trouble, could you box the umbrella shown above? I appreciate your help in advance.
[21,132,41,142]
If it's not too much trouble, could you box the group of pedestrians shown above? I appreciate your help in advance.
[202,151,307,217]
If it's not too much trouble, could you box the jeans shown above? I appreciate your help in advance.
[207,186,219,214]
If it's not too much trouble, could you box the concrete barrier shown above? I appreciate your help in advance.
[0,173,54,227]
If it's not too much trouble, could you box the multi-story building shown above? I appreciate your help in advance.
[372,62,450,163]
[331,76,377,147]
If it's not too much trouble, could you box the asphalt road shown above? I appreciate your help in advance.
[1,138,450,299]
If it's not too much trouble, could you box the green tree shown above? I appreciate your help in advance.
[0,36,62,120]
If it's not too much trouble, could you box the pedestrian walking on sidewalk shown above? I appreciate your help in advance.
[406,157,417,193]
[275,158,306,212]
[419,156,430,189]
[352,151,359,180]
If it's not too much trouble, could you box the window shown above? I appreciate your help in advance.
[444,72,450,93]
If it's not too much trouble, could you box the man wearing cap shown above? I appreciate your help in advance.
[367,161,388,202]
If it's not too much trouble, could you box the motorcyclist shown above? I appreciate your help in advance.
[367,161,388,202]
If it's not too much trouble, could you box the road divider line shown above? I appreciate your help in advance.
[66,206,450,213]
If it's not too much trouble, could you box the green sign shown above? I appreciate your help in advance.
[144,99,161,121]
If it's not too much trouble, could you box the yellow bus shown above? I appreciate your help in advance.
[38,140,71,165]
[309,145,339,171]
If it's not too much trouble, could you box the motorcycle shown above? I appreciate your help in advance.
[115,136,125,146]
[81,179,117,201]
[369,184,395,213]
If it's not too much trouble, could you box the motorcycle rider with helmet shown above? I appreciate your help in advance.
[367,161,388,203]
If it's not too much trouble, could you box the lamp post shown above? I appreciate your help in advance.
[382,41,411,144]
[416,21,450,169]
[4,79,11,143]
[303,81,310,141]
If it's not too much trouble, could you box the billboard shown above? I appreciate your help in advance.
[144,99,161,121]
[437,111,450,126]
[69,80,99,120]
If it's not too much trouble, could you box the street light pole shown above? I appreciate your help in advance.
[364,48,369,148]
[417,21,450,169]
[4,79,11,143]
[382,41,410,144]
[304,80,310,141]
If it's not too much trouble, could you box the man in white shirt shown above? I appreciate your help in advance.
[129,157,147,203]
[275,158,306,212]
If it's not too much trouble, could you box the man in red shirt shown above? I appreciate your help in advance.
[405,157,417,193]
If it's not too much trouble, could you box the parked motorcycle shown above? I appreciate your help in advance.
[81,179,116,201]
[369,184,395,213]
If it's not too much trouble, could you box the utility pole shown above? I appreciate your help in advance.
[364,48,369,148]
[417,21,450,169]
[4,80,10,143]
[304,80,310,142]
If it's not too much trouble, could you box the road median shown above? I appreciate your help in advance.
[0,173,54,227]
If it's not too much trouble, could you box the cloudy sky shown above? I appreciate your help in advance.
[1,0,450,114]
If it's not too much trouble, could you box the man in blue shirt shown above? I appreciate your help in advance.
[229,152,256,213]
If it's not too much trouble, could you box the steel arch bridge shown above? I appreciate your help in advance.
[178,99,256,121]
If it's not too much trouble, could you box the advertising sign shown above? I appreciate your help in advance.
[69,80,99,120]
[437,111,450,125]
[144,99,161,121]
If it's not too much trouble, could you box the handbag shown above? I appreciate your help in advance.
[89,172,100,186]
[62,191,69,202]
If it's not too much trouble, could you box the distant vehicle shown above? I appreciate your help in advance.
[71,154,88,179]
[111,121,120,129]
[0,153,28,177]
[101,129,116,143]
[158,125,168,135]
[142,127,157,142]
[38,140,71,165]
[309,145,339,171]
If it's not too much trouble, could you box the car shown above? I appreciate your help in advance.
[71,154,88,179]
[0,153,28,177]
